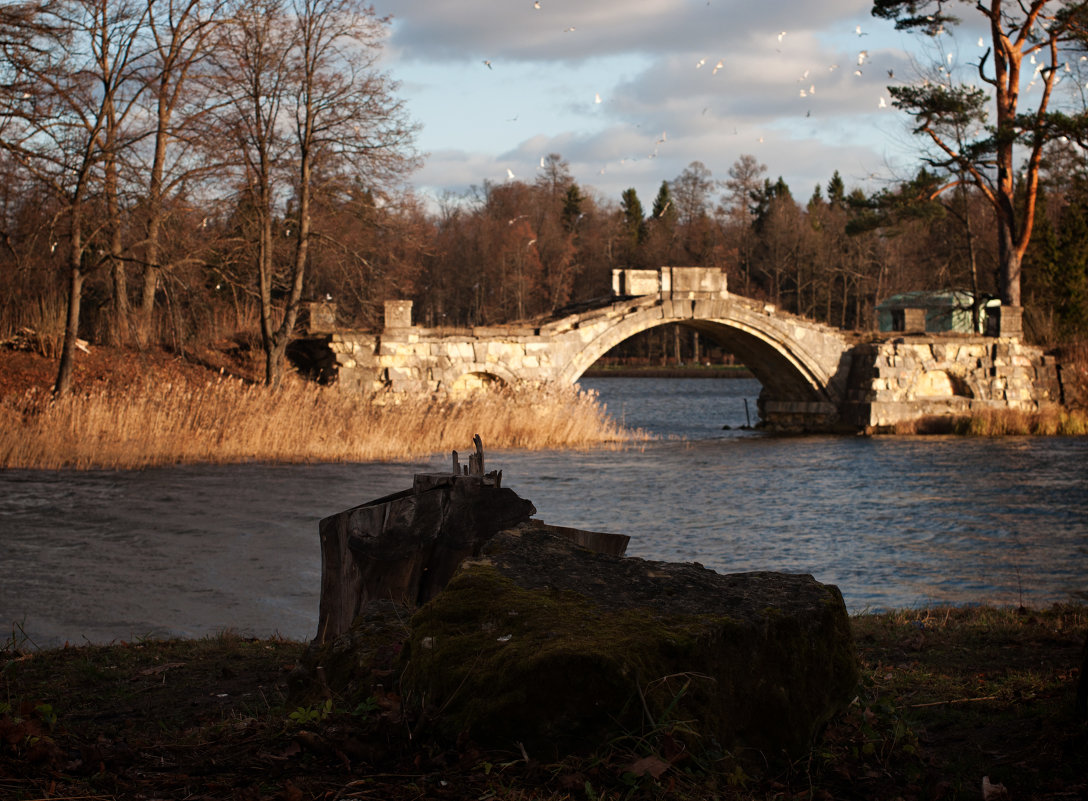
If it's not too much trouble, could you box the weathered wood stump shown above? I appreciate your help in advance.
[316,437,537,643]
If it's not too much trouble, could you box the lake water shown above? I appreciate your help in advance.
[2,377,1086,648]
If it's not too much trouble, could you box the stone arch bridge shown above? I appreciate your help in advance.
[301,267,1059,432]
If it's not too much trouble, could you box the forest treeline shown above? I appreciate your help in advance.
[2,0,1088,392]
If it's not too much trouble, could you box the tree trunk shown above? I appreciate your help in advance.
[54,264,84,397]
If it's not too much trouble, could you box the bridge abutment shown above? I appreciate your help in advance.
[840,336,1061,430]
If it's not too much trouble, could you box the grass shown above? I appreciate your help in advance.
[0,374,644,470]
[2,605,1085,800]
[888,406,1088,436]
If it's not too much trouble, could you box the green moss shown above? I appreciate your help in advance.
[399,565,857,763]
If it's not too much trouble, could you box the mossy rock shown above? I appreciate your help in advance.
[399,524,858,765]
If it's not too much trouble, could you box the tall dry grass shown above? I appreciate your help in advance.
[0,376,645,470]
[891,405,1088,436]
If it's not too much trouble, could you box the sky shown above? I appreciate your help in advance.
[366,0,1009,212]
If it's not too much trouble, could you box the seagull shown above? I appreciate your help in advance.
[879,97,887,108]
[856,25,868,36]
[887,69,894,78]
[534,0,540,7]
[854,69,863,76]
[564,25,575,32]
[978,36,985,46]
[595,92,601,103]
[506,168,515,180]
[857,50,868,65]
[778,31,786,42]
[483,60,492,69]
[800,89,807,97]
[712,60,724,74]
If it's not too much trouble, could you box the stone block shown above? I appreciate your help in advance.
[384,299,413,329]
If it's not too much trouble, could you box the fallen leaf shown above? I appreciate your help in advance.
[627,754,670,779]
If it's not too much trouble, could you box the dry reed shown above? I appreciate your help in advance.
[889,405,1088,436]
[1,376,646,470]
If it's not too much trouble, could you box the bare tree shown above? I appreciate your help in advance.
[0,0,149,394]
[215,0,418,387]
[127,0,228,348]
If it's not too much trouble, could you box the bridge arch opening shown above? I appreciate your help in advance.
[569,317,830,407]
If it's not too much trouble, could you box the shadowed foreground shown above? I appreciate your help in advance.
[2,605,1085,800]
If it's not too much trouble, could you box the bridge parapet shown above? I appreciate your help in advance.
[612,266,727,299]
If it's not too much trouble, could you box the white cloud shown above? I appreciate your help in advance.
[370,0,993,209]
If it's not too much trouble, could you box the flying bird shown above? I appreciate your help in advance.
[564,25,575,32]
[879,97,887,108]
[594,92,601,103]
[777,31,786,42]
[696,57,706,68]
[506,168,515,180]
[534,0,540,7]
[857,50,868,65]
[856,25,867,36]
[712,60,724,74]
[483,60,492,69]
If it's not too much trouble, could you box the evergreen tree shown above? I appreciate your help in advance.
[826,171,846,209]
[651,180,676,223]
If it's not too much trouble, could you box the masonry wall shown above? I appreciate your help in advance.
[843,336,1062,428]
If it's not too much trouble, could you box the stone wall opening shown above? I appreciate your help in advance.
[450,371,506,397]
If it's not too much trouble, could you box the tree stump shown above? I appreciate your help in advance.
[315,437,538,643]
